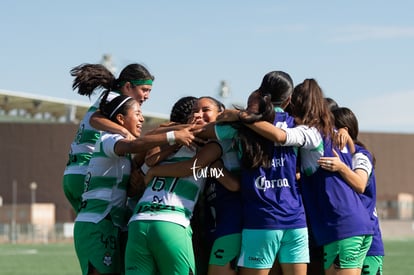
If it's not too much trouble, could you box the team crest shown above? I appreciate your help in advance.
[103,252,112,266]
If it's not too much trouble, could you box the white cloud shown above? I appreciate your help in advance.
[330,25,414,42]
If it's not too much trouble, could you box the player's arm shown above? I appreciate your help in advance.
[217,109,287,143]
[144,142,222,183]
[114,126,196,156]
[318,149,369,193]
[197,122,217,140]
[128,152,147,197]
[209,159,240,192]
[145,144,182,167]
[333,128,356,153]
[245,120,287,143]
[90,111,134,139]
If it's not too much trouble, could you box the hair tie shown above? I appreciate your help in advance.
[109,96,133,119]
[259,89,271,97]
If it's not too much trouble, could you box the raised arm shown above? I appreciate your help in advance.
[333,128,356,153]
[145,123,198,135]
[246,121,287,143]
[197,122,218,140]
[90,111,134,139]
[145,144,182,167]
[217,109,287,143]
[114,125,196,156]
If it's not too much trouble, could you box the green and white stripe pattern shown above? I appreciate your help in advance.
[129,146,206,228]
[75,132,131,229]
[64,91,121,176]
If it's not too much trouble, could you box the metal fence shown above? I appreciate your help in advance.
[1,199,413,244]
[0,223,73,244]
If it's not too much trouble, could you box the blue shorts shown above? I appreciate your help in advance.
[237,228,309,269]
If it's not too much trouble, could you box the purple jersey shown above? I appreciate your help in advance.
[354,145,384,256]
[205,177,242,240]
[204,139,242,242]
[241,112,307,230]
[301,138,374,246]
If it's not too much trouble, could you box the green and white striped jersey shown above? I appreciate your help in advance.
[64,91,121,176]
[129,145,206,228]
[75,132,131,229]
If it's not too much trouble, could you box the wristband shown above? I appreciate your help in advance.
[166,131,176,145]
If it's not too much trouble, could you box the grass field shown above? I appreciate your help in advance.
[0,239,413,274]
[0,242,79,275]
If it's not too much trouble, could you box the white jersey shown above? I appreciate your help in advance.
[64,91,120,176]
[75,132,131,228]
[129,146,206,228]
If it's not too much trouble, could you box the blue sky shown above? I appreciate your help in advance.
[1,1,414,133]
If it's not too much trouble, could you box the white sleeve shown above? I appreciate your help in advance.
[102,133,124,158]
[284,125,322,149]
[352,152,372,176]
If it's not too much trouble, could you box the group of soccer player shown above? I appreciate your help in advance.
[63,62,383,275]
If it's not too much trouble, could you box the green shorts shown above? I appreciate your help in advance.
[63,173,86,214]
[209,233,241,266]
[362,255,383,275]
[74,220,122,275]
[125,220,195,275]
[324,235,372,270]
[237,228,309,269]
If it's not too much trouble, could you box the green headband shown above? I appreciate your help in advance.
[120,79,153,86]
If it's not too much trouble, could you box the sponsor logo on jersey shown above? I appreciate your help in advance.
[271,157,286,168]
[254,175,290,191]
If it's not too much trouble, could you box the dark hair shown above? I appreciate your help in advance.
[233,90,274,168]
[237,90,274,124]
[238,70,292,124]
[198,96,226,113]
[258,71,294,106]
[290,79,334,138]
[235,71,293,168]
[117,63,154,88]
[70,63,154,98]
[170,96,197,124]
[99,94,136,122]
[332,107,375,165]
[325,97,339,112]
[332,107,359,140]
